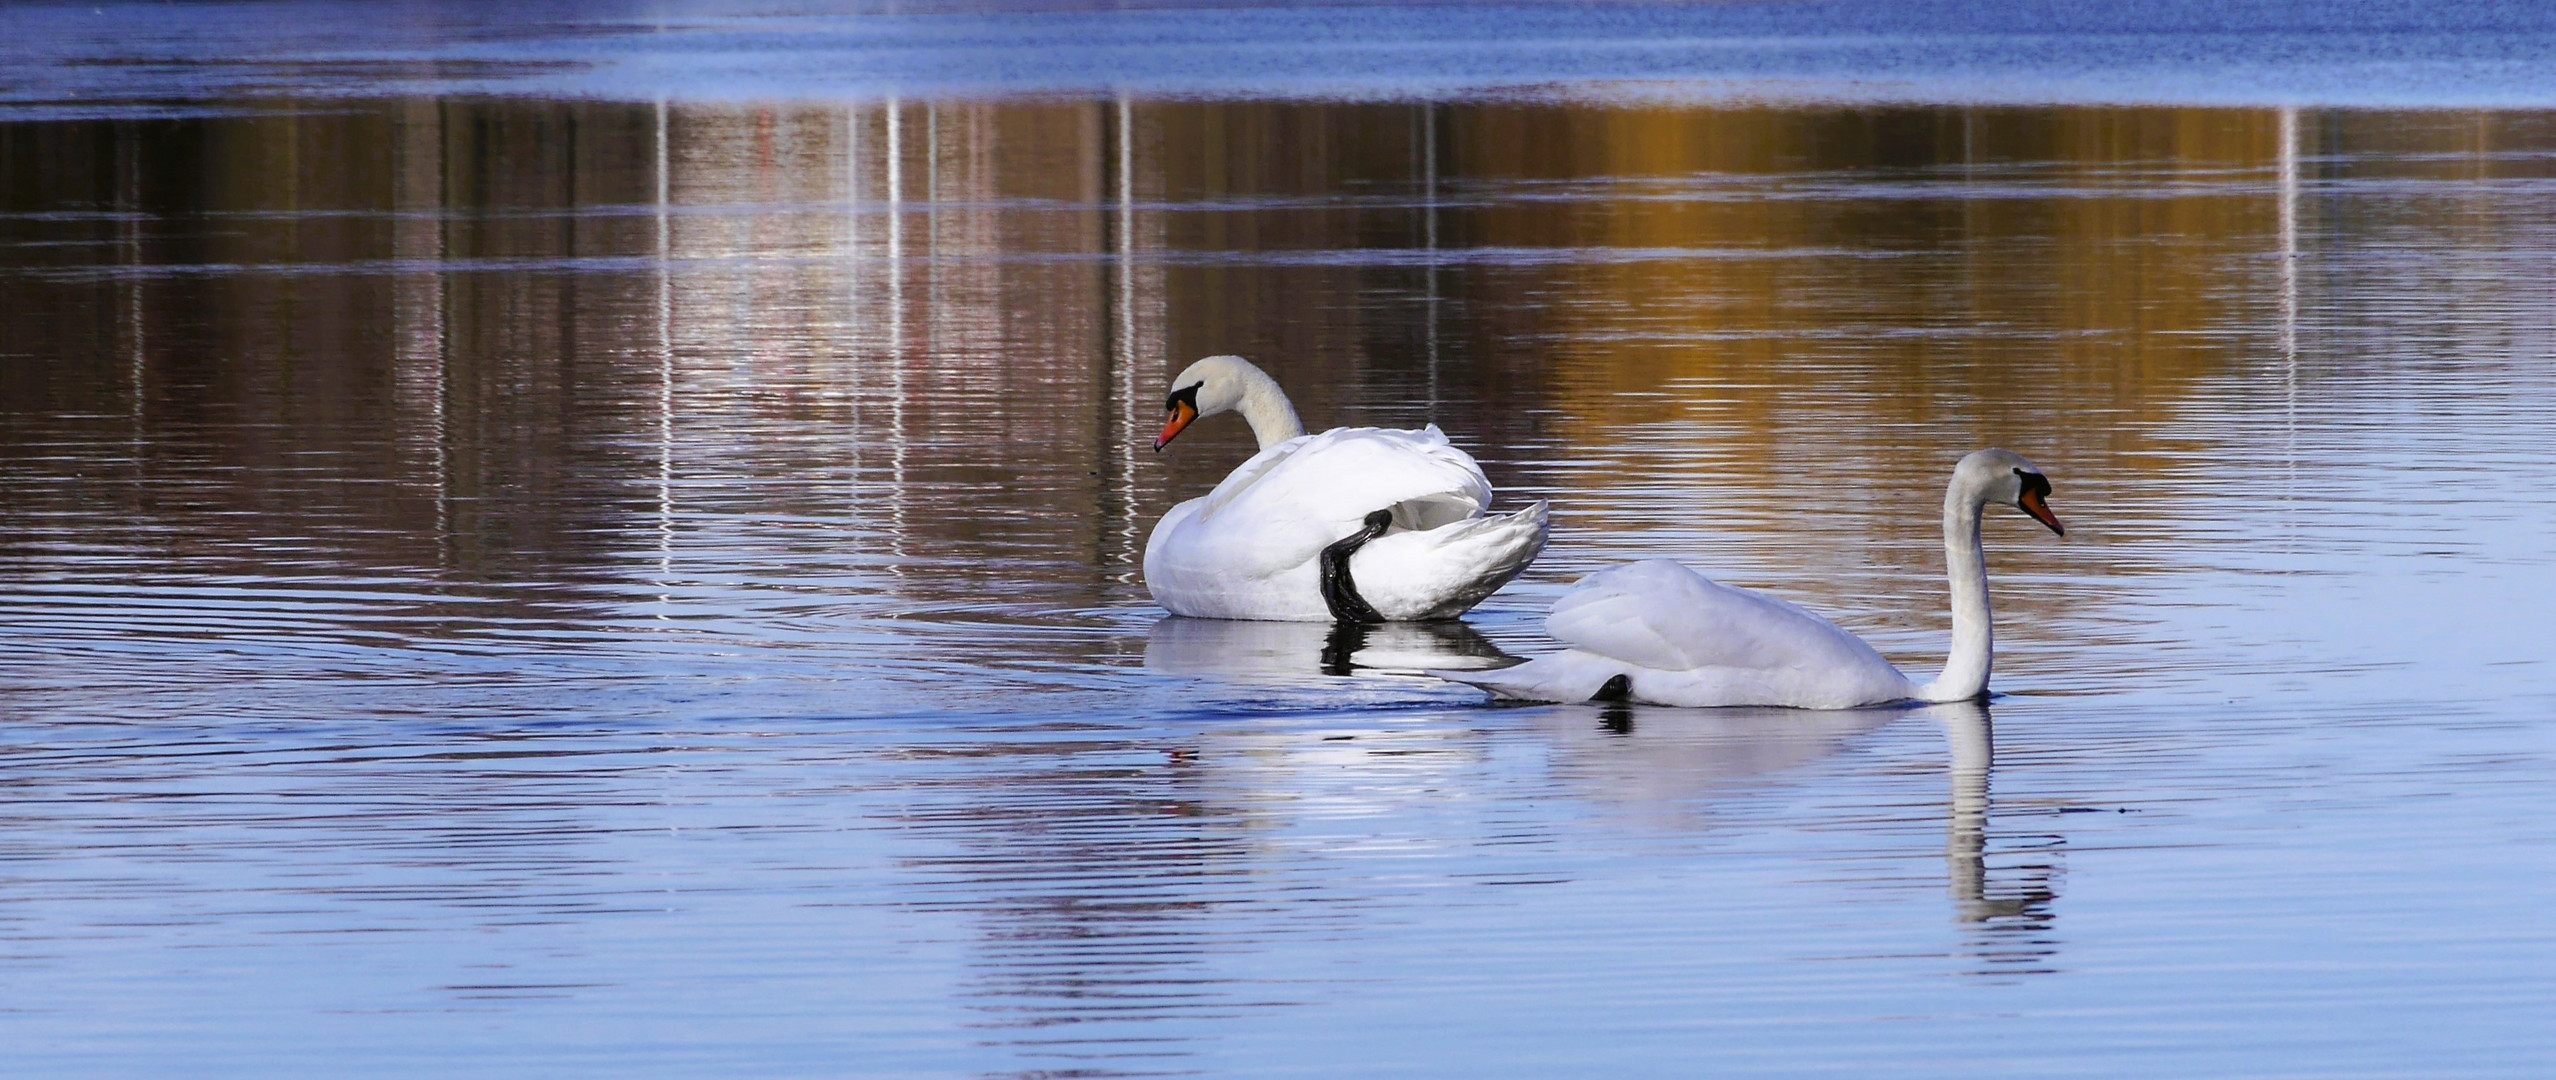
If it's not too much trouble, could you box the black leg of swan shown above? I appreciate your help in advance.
[1592,675,1635,733]
[1319,509,1395,625]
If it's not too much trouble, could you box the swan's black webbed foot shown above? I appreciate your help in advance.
[1590,673,1633,702]
[1319,509,1395,625]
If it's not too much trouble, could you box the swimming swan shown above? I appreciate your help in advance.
[1439,449,2062,708]
[1144,355,1550,622]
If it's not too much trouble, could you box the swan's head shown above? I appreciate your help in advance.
[1956,448,2064,536]
[1154,354,1267,451]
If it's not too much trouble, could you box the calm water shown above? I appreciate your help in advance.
[5,4,2556,1077]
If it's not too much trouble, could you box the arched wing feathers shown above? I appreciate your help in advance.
[1544,560,1893,675]
[1193,425,1490,529]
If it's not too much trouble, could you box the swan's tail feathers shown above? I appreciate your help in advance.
[1430,651,1626,703]
[1449,498,1551,597]
[1358,500,1551,621]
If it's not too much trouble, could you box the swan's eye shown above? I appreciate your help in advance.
[1165,383,1202,413]
[2014,469,2051,499]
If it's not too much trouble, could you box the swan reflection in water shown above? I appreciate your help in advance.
[1527,700,1898,827]
[1940,700,2063,975]
[1532,697,2061,972]
[1143,615,1515,679]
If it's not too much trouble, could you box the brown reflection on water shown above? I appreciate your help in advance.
[6,94,2556,1070]
[4,96,2550,685]
[8,100,2546,613]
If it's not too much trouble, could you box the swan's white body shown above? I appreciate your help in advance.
[1458,558,1921,708]
[1144,356,1549,622]
[1441,449,2061,709]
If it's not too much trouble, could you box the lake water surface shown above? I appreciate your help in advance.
[4,4,2556,1076]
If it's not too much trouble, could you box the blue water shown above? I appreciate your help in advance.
[4,6,2556,1077]
[6,0,2556,112]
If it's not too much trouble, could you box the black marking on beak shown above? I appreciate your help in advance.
[2013,468,2064,536]
[1154,383,1205,452]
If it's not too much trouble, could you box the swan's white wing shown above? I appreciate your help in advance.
[1145,425,1538,622]
[1194,425,1490,529]
[1354,501,1549,620]
[1545,560,1898,676]
[1437,561,1912,707]
[1159,426,1491,582]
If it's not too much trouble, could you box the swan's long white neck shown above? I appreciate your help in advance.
[1919,477,1994,703]
[1226,366,1306,451]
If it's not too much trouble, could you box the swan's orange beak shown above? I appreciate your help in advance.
[2018,488,2064,536]
[1153,401,1198,451]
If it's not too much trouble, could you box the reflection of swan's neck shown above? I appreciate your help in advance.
[1230,367,1306,451]
[1921,479,1993,702]
[1944,705,1992,911]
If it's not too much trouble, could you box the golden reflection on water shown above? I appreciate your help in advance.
[6,93,2556,1076]
[6,97,2553,699]
[8,99,2548,649]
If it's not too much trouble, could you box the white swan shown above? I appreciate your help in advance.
[1439,449,2063,708]
[1144,355,1550,622]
